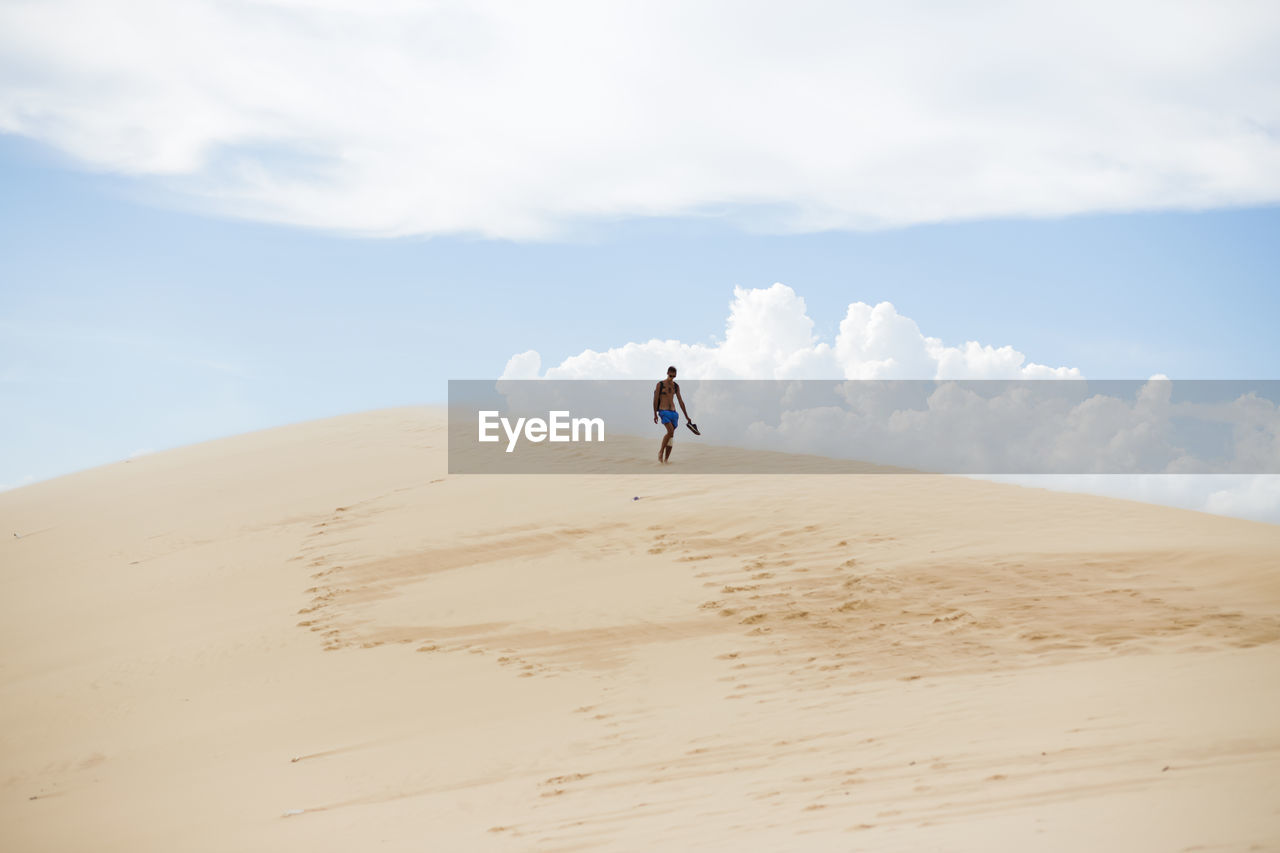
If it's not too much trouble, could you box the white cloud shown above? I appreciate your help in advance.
[2,0,1278,237]
[511,283,1080,379]
[981,475,1280,525]
[501,350,542,380]
[1204,476,1280,522]
[498,283,1278,523]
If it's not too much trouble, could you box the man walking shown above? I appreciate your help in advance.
[653,365,692,464]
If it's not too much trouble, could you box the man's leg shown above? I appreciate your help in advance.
[663,423,675,462]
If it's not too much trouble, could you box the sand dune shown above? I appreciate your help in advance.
[2,407,1278,851]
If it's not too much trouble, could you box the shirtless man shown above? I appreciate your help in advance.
[653,365,691,464]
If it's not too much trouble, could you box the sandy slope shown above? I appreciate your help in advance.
[2,407,1278,852]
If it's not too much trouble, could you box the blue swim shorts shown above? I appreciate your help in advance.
[658,409,679,426]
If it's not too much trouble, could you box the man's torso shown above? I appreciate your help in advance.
[657,379,678,411]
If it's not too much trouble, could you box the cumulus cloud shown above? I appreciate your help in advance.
[509,283,1080,379]
[495,283,1279,522]
[2,0,1279,237]
[501,350,543,380]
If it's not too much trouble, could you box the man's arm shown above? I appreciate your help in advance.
[653,383,661,423]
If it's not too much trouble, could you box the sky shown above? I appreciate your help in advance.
[1,1,1278,516]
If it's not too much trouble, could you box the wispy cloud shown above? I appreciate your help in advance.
[2,0,1278,238]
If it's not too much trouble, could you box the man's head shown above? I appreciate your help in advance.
[667,366,677,378]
